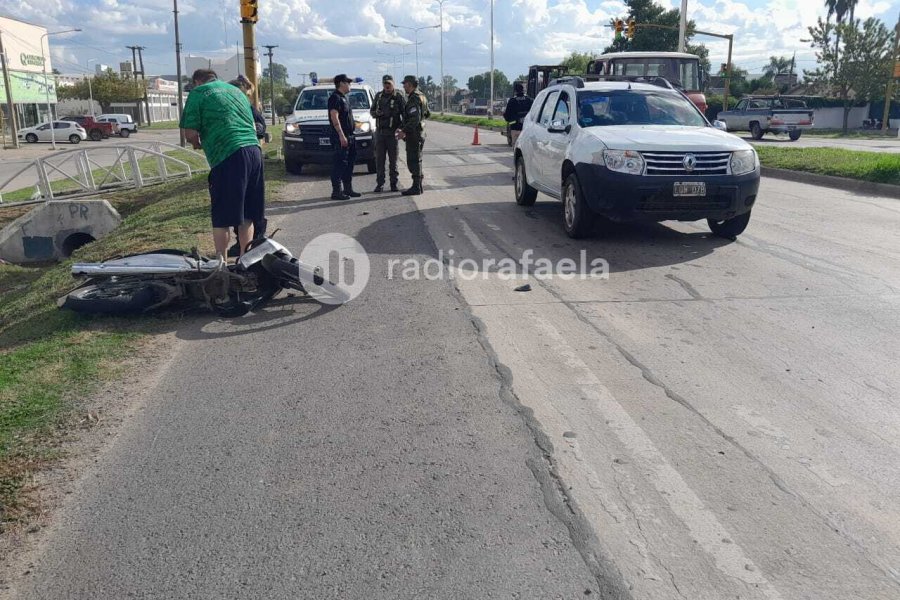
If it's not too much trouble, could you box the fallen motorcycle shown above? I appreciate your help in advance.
[59,237,348,317]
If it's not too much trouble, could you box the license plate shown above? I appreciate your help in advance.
[673,182,706,197]
[319,137,331,146]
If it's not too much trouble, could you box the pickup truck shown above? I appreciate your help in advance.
[716,96,814,141]
[62,115,119,141]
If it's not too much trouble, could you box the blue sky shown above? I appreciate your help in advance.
[1,0,897,86]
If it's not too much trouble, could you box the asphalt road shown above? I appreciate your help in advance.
[5,122,900,599]
[743,132,900,152]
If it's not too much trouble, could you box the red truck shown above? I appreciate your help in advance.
[62,115,120,141]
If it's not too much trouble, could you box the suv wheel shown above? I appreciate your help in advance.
[286,160,303,175]
[562,173,593,238]
[708,211,751,239]
[789,130,802,141]
[119,128,131,138]
[514,156,537,206]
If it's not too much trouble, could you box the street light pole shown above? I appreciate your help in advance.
[489,0,494,117]
[384,40,421,78]
[263,44,278,126]
[41,28,81,150]
[391,24,439,80]
[677,0,688,52]
[174,0,185,147]
[0,31,20,148]
[435,0,446,113]
[86,58,97,117]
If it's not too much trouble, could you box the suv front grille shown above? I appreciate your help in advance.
[642,151,731,176]
[300,124,332,137]
[637,194,731,213]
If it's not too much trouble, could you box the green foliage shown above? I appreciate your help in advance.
[756,146,900,185]
[262,62,289,86]
[466,70,512,100]
[704,94,739,120]
[560,51,597,74]
[56,72,144,112]
[803,16,895,131]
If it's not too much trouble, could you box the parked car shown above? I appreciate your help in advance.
[282,83,376,175]
[513,76,760,239]
[62,115,118,141]
[716,96,814,141]
[97,114,138,137]
[18,121,88,145]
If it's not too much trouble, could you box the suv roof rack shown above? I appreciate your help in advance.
[584,75,677,90]
[549,76,585,88]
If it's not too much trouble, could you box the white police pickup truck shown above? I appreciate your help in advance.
[282,83,377,175]
[513,76,760,239]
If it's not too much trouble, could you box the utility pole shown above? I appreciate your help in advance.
[0,31,19,148]
[240,0,260,107]
[263,44,278,125]
[881,13,899,132]
[436,0,446,113]
[136,46,152,125]
[174,0,185,147]
[490,0,494,117]
[678,0,688,52]
[126,46,143,125]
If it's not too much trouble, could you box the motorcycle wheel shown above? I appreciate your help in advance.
[262,254,351,304]
[62,282,162,315]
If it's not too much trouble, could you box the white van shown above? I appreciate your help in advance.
[97,114,138,136]
[281,83,376,175]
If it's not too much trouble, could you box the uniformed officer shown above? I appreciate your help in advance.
[396,75,430,196]
[328,73,360,200]
[370,74,406,193]
[503,81,534,147]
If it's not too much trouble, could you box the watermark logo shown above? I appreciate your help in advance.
[388,249,609,281]
[298,233,370,305]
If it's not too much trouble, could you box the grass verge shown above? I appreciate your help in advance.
[429,114,507,129]
[0,151,288,526]
[756,147,900,185]
[801,128,898,138]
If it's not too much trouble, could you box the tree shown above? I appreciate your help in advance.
[763,55,793,77]
[560,51,596,74]
[466,70,510,100]
[442,75,458,95]
[805,16,894,132]
[56,71,144,112]
[262,62,289,86]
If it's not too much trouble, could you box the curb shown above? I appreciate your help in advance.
[760,167,900,199]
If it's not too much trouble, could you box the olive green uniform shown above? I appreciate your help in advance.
[370,89,405,188]
[400,89,429,188]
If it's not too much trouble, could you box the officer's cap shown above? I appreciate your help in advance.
[402,75,418,86]
[382,74,394,84]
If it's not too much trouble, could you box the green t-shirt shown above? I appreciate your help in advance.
[179,80,259,168]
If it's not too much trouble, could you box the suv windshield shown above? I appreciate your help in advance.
[295,89,370,111]
[576,90,707,128]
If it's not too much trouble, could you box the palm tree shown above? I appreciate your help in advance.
[763,56,793,77]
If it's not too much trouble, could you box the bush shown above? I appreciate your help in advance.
[705,95,739,121]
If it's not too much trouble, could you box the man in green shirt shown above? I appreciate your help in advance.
[180,69,264,259]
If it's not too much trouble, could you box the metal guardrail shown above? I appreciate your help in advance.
[0,142,209,204]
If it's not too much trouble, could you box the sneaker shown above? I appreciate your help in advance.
[401,186,422,196]
[345,190,362,198]
[331,191,350,200]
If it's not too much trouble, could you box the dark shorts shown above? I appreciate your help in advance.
[208,145,265,228]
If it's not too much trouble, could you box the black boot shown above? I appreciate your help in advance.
[374,184,384,193]
[345,189,362,198]
[331,186,349,200]
[401,180,423,196]
[390,181,399,192]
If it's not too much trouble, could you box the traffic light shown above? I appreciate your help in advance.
[627,19,636,40]
[614,19,624,40]
[240,0,259,23]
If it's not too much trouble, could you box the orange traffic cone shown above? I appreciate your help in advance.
[471,125,481,146]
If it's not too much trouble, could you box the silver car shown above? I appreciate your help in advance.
[18,121,88,144]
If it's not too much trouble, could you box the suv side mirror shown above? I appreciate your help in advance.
[548,119,571,134]
[712,120,728,131]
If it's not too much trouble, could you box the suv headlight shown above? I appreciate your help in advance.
[603,150,644,175]
[730,149,758,175]
[354,121,371,134]
[284,121,301,135]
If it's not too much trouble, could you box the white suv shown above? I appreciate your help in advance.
[514,77,760,238]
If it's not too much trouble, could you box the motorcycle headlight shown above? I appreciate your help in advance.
[730,149,758,176]
[284,121,301,135]
[354,121,371,134]
[603,150,644,175]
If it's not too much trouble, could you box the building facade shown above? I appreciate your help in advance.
[0,14,57,135]
[184,52,260,85]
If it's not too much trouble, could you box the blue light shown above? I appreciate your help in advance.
[354,77,364,83]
